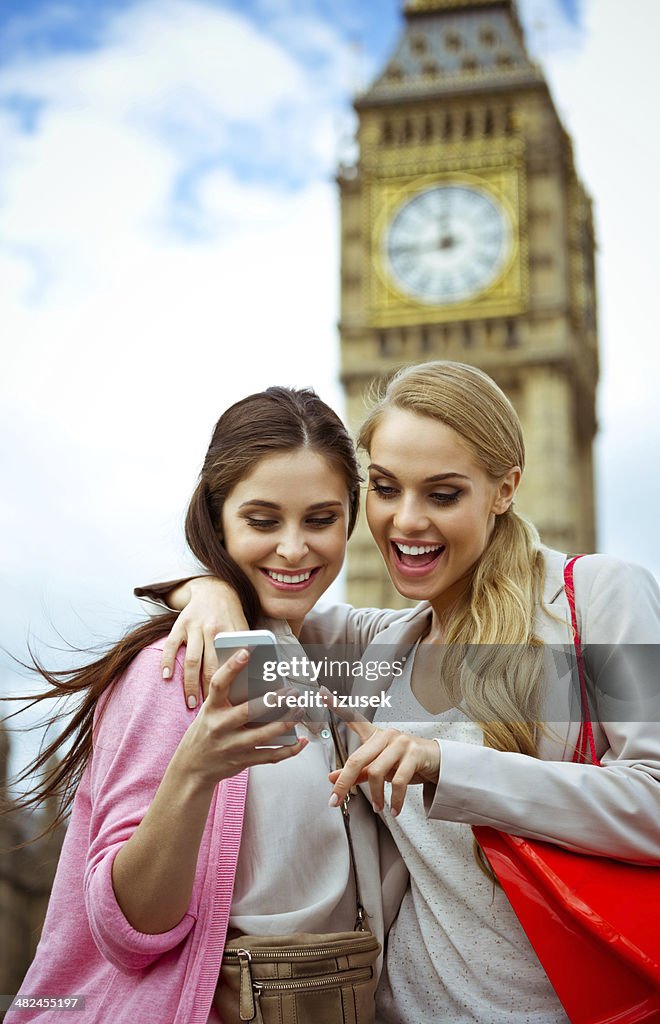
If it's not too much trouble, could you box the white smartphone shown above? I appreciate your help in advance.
[213,629,298,746]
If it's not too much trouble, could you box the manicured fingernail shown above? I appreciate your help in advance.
[391,807,399,818]
[373,803,383,814]
[187,695,198,709]
[235,648,249,664]
[162,667,171,679]
[328,793,340,807]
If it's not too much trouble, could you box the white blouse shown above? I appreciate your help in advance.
[229,723,357,935]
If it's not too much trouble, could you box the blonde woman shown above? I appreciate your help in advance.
[140,362,660,1023]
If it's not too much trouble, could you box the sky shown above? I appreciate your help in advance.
[2,0,659,777]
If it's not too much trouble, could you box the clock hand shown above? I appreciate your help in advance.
[388,242,420,256]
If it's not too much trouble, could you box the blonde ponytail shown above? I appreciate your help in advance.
[442,507,546,757]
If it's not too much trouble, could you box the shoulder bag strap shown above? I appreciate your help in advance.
[564,555,600,766]
[328,716,370,931]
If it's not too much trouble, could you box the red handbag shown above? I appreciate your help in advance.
[473,556,660,1024]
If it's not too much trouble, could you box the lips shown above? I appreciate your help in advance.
[391,540,445,576]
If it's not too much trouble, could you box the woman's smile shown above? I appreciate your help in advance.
[390,540,446,576]
[258,566,322,590]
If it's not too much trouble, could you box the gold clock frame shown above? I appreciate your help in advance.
[367,166,527,327]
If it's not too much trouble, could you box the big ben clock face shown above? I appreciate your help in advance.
[384,184,513,305]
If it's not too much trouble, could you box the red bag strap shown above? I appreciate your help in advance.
[564,555,600,766]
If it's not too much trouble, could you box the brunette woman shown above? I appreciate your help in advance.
[5,387,397,1024]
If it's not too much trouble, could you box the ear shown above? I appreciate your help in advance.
[492,466,521,515]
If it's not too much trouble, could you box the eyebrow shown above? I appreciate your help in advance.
[368,464,470,483]
[237,500,345,511]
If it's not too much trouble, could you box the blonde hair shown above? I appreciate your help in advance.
[359,361,547,758]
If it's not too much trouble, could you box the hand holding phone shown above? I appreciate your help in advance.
[214,629,298,746]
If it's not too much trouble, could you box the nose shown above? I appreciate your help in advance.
[276,527,309,563]
[392,494,431,534]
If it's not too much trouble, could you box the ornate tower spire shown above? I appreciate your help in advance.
[362,0,538,107]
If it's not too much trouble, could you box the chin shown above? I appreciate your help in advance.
[261,595,312,619]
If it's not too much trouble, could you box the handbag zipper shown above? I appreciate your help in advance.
[253,966,374,993]
[224,938,379,962]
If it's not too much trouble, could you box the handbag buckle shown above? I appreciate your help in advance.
[354,903,368,932]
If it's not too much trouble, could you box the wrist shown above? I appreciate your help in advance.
[422,738,441,785]
[168,743,220,798]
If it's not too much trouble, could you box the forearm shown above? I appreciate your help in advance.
[425,734,660,861]
[111,751,216,934]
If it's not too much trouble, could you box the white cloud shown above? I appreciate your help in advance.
[1,0,305,121]
[0,0,346,667]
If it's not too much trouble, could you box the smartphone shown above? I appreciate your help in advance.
[213,629,298,746]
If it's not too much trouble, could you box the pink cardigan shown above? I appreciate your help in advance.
[9,642,246,1023]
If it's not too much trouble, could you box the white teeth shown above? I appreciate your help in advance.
[266,569,313,584]
[395,543,443,556]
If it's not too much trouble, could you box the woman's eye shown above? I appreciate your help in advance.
[369,482,398,499]
[430,490,461,506]
[245,517,278,529]
[307,515,338,528]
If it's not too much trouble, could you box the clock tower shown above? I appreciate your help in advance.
[339,0,599,608]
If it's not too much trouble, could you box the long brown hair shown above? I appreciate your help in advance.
[4,386,361,838]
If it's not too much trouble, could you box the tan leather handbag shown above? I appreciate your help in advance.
[217,929,380,1024]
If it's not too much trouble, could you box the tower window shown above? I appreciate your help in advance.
[505,321,519,347]
[422,60,439,77]
[461,56,478,73]
[410,34,428,56]
[479,26,498,47]
[381,119,393,144]
[419,326,432,353]
[445,31,463,51]
[386,64,404,82]
[463,110,474,137]
[422,114,434,140]
[484,109,494,136]
[496,53,514,69]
